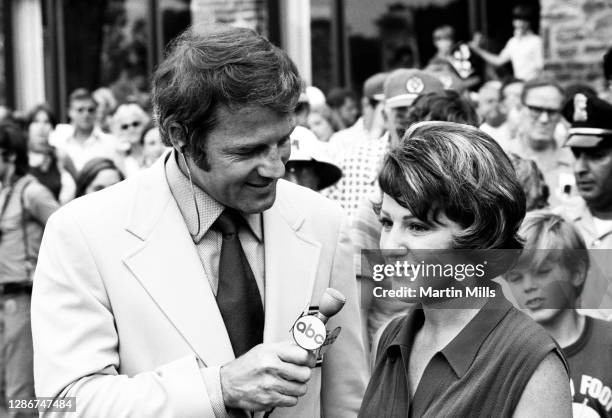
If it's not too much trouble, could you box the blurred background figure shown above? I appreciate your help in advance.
[326,87,360,132]
[0,106,11,124]
[469,4,543,81]
[602,47,612,104]
[508,78,574,206]
[508,152,550,211]
[383,69,445,143]
[110,102,150,176]
[477,81,512,149]
[0,122,59,418]
[92,87,118,134]
[50,88,120,177]
[500,78,526,140]
[429,25,455,65]
[329,72,388,154]
[26,105,75,203]
[283,126,342,192]
[74,157,124,198]
[295,92,310,128]
[305,85,327,111]
[140,124,167,169]
[308,104,336,143]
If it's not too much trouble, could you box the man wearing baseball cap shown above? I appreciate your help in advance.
[329,72,388,153]
[323,69,444,221]
[383,69,445,144]
[557,93,612,319]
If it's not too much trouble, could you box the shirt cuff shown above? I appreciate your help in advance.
[200,364,229,418]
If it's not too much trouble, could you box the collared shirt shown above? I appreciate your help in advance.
[0,174,59,284]
[164,151,264,418]
[507,138,576,207]
[359,287,564,418]
[50,124,121,172]
[322,133,390,222]
[556,198,612,320]
[164,151,265,299]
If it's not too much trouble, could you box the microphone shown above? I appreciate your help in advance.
[316,288,346,324]
[291,288,346,351]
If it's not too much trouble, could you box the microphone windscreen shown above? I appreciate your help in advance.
[319,288,346,318]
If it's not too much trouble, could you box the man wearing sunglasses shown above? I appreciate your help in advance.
[507,77,575,206]
[50,88,121,177]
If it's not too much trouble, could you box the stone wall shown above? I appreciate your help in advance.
[541,0,612,87]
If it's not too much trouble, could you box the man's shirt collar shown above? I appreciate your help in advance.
[164,150,262,243]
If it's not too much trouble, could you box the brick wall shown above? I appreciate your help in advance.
[541,0,612,87]
[190,0,269,37]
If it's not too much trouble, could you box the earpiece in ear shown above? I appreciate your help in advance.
[180,145,186,155]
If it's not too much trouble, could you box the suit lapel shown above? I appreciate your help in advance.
[263,183,322,342]
[122,157,234,366]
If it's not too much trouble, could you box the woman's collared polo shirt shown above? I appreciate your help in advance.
[359,291,567,418]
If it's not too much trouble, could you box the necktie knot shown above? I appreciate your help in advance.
[213,209,242,237]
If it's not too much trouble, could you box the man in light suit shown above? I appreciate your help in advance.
[31,25,367,417]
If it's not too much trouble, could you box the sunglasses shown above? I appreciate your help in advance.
[525,104,560,119]
[120,121,142,130]
[75,107,96,114]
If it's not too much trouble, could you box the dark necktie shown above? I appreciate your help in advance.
[212,209,264,357]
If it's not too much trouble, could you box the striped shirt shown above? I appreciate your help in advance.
[359,288,567,418]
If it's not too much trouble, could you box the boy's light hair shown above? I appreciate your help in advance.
[515,210,589,296]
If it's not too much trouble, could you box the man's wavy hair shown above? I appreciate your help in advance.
[379,121,526,251]
[151,24,302,169]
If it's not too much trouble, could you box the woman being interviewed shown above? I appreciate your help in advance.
[359,121,571,417]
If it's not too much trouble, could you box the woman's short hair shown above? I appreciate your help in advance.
[379,121,526,251]
[407,91,479,127]
[27,104,57,128]
[508,152,549,211]
[151,24,302,169]
[514,210,589,296]
[0,121,28,176]
[75,158,124,198]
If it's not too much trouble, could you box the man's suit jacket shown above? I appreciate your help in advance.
[31,157,368,417]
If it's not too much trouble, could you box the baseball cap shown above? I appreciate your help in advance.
[562,93,612,148]
[384,69,445,108]
[363,72,389,101]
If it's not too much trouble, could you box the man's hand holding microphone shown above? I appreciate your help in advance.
[219,288,346,413]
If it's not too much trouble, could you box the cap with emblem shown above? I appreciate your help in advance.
[383,69,445,109]
[285,126,342,190]
[363,72,389,102]
[562,93,612,148]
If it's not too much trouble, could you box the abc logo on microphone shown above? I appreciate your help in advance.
[292,315,327,350]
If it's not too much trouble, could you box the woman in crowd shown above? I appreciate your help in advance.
[26,104,76,203]
[110,102,150,176]
[359,121,571,417]
[74,157,124,198]
[139,123,166,168]
[307,105,335,143]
